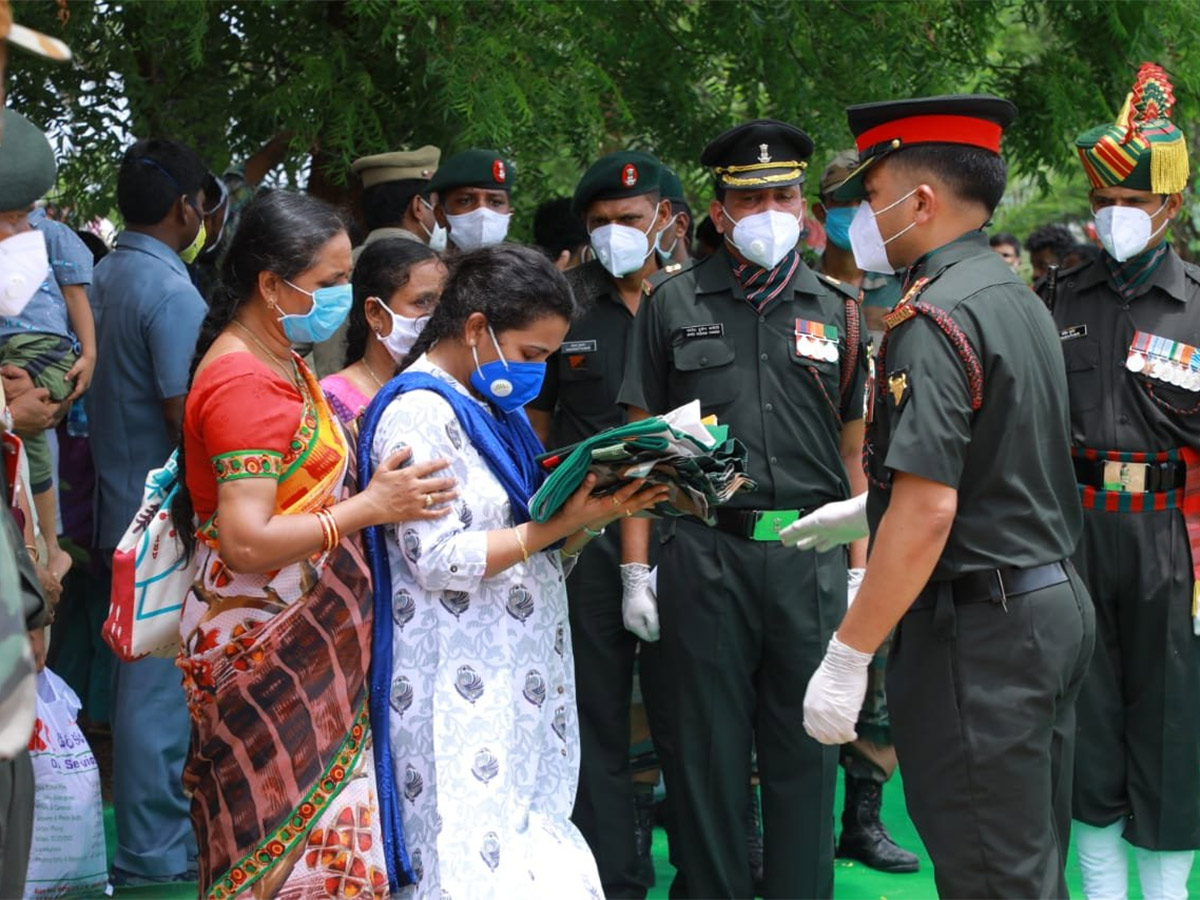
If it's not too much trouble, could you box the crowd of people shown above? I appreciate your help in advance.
[1,7,1199,900]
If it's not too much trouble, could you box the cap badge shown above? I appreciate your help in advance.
[758,144,772,164]
[421,169,431,178]
[621,163,639,187]
[493,160,507,183]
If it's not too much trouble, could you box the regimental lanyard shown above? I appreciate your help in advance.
[795,319,839,363]
[1126,330,1200,392]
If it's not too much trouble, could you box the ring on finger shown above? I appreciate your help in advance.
[625,508,632,517]
[424,493,434,508]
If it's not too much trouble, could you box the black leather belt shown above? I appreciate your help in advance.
[1073,457,1186,493]
[909,561,1070,611]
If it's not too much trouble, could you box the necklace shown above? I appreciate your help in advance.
[362,357,387,390]
[233,320,299,386]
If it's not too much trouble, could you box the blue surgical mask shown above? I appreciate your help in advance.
[275,280,353,344]
[469,325,546,413]
[823,206,855,252]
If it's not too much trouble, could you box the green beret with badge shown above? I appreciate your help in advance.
[426,148,513,195]
[571,150,662,217]
[0,108,56,212]
[699,118,813,190]
[351,145,440,189]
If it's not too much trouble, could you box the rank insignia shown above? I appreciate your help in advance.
[887,369,910,408]
[642,278,654,296]
[883,302,915,330]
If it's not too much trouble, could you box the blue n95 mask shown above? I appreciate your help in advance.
[469,325,546,413]
[276,280,353,344]
[823,206,855,252]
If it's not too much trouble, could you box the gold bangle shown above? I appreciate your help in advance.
[513,526,529,564]
[326,508,342,550]
[316,509,338,553]
[315,510,330,552]
[25,544,39,565]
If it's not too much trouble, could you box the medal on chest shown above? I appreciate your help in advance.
[794,318,839,363]
[1127,330,1200,391]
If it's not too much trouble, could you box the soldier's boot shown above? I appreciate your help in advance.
[747,785,764,897]
[633,783,656,888]
[1134,847,1194,900]
[836,776,919,874]
[1076,820,1129,900]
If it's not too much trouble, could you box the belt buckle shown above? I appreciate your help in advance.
[1102,460,1147,493]
[750,509,800,541]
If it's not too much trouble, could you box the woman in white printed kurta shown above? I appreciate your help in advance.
[371,355,601,900]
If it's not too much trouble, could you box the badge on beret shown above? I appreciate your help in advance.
[887,369,910,409]
[493,160,507,183]
[621,163,638,187]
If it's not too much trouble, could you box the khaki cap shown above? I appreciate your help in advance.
[0,0,71,61]
[818,150,860,201]
[351,145,441,189]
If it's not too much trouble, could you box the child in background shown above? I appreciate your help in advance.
[0,204,95,586]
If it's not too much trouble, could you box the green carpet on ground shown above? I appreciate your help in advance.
[98,770,1190,899]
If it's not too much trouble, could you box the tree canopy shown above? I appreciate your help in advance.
[8,0,1200,240]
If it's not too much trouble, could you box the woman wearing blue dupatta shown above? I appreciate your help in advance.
[358,246,667,899]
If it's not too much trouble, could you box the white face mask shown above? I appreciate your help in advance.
[848,188,918,274]
[722,206,801,269]
[418,198,448,253]
[590,210,658,277]
[372,298,428,363]
[0,230,49,318]
[446,206,511,251]
[1095,200,1169,263]
[655,214,681,258]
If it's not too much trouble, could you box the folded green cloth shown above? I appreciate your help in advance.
[529,410,753,524]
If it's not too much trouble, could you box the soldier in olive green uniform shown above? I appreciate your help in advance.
[528,150,674,899]
[1046,64,1200,900]
[427,148,514,252]
[618,120,869,899]
[812,151,916,875]
[793,95,1094,898]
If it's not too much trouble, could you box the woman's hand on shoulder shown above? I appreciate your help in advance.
[364,446,458,526]
[552,474,669,537]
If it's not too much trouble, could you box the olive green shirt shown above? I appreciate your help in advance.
[618,250,868,510]
[530,259,643,449]
[1048,247,1200,451]
[866,231,1081,578]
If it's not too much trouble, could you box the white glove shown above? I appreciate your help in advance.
[621,562,660,643]
[803,634,873,745]
[779,493,869,552]
[847,568,865,608]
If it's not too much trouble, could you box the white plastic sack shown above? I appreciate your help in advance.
[22,668,107,900]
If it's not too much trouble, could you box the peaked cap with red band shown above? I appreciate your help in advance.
[572,150,663,217]
[426,148,513,196]
[1076,63,1189,194]
[830,94,1016,201]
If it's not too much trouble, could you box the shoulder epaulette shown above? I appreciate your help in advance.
[1182,258,1200,287]
[643,258,695,296]
[815,271,859,302]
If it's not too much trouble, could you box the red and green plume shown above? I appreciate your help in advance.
[1076,62,1189,194]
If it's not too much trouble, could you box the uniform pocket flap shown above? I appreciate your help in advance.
[671,338,735,372]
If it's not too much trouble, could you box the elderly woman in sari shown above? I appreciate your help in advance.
[360,245,668,898]
[171,191,455,899]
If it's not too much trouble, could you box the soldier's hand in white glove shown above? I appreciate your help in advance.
[620,562,660,643]
[847,568,866,608]
[779,493,869,552]
[803,634,873,744]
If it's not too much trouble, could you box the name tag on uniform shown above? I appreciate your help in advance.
[561,340,597,354]
[1126,329,1200,391]
[680,323,724,340]
[1059,324,1087,342]
[794,318,839,363]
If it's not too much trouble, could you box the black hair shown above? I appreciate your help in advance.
[171,190,348,557]
[1025,223,1076,261]
[74,230,109,265]
[362,179,428,233]
[344,238,440,367]
[888,144,1008,214]
[988,231,1020,251]
[1066,242,1100,266]
[532,197,588,260]
[402,244,575,369]
[694,214,720,257]
[116,138,208,225]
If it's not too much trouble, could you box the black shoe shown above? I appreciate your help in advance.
[634,785,657,888]
[747,785,765,897]
[837,776,920,874]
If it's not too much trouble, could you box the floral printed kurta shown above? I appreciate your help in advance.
[371,356,601,900]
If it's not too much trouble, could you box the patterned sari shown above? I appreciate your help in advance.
[178,354,389,900]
